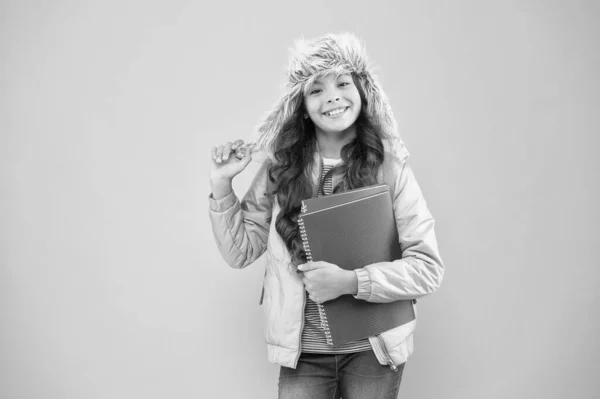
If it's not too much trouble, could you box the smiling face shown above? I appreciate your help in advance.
[303,73,362,138]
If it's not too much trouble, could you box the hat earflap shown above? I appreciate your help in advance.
[358,73,409,162]
[254,86,304,156]
[359,73,396,133]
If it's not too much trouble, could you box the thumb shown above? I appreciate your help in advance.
[231,151,252,173]
[298,261,323,272]
[240,151,253,166]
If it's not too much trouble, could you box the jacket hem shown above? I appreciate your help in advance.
[369,333,414,367]
[266,343,301,369]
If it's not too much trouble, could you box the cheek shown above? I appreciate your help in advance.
[350,88,362,107]
[304,99,320,117]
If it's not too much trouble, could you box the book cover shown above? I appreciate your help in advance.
[298,185,416,345]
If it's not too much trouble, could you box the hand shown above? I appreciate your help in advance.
[210,139,253,184]
[297,261,358,304]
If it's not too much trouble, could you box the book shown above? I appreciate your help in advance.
[298,184,416,346]
[301,184,390,213]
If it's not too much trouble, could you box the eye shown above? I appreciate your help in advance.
[310,88,322,95]
[339,81,351,87]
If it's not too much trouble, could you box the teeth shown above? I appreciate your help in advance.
[326,108,346,116]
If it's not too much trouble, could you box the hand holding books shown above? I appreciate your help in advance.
[297,184,416,345]
[297,261,359,304]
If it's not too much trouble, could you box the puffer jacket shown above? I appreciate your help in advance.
[208,149,444,370]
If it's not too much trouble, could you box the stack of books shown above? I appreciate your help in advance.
[298,184,416,346]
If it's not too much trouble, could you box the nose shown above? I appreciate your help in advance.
[327,96,341,103]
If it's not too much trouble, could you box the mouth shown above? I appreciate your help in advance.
[322,107,349,117]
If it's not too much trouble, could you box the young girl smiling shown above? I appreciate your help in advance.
[209,33,444,398]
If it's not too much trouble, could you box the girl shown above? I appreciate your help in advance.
[208,33,444,399]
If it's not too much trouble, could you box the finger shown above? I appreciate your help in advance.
[211,146,217,160]
[309,294,321,304]
[235,144,248,160]
[311,261,336,270]
[222,142,233,161]
[300,261,331,272]
[215,146,224,163]
[297,261,315,272]
[231,139,244,150]
[217,145,225,163]
[235,143,252,159]
[240,151,253,165]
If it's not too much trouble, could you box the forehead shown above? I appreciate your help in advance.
[312,72,352,84]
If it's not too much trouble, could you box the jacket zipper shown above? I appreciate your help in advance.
[293,290,306,368]
[375,334,398,372]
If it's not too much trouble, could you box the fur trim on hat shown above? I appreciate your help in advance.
[244,32,408,162]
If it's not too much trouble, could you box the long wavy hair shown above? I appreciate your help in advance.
[267,73,388,268]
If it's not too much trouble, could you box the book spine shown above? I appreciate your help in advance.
[298,202,333,346]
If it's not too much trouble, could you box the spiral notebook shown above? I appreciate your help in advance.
[298,184,416,346]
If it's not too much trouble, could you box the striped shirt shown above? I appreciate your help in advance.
[301,157,372,354]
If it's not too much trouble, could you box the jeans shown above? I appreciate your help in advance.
[278,350,405,399]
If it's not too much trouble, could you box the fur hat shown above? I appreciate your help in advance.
[240,32,408,162]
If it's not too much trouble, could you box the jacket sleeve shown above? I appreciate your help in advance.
[353,160,445,302]
[208,161,273,269]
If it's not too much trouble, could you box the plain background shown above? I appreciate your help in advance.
[1,1,599,398]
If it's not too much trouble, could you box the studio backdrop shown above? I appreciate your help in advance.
[1,1,598,398]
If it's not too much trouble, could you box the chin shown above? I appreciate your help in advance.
[330,124,354,134]
[321,120,356,133]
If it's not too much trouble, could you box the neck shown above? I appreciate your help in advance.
[315,125,357,159]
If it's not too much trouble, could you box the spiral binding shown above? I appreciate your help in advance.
[298,202,334,346]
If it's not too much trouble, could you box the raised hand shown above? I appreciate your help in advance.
[210,139,253,199]
[210,140,252,181]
